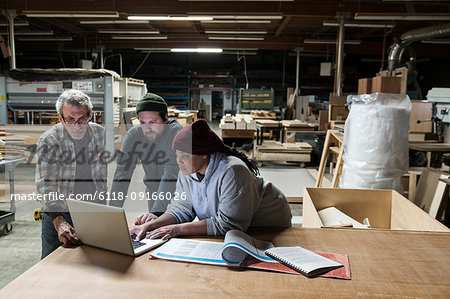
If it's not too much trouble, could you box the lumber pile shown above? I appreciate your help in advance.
[0,128,29,159]
[249,110,276,120]
[219,114,257,130]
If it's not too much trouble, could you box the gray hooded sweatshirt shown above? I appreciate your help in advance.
[166,152,292,235]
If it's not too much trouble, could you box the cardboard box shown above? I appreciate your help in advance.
[371,76,402,94]
[302,188,449,232]
[318,110,328,131]
[328,105,349,121]
[358,78,372,95]
[329,95,347,105]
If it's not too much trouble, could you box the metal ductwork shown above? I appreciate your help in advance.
[388,23,450,71]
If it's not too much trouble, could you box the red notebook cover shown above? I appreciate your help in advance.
[246,252,351,280]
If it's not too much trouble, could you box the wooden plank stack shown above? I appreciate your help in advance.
[219,114,257,130]
[257,141,313,153]
[249,110,276,120]
[0,128,29,158]
[253,140,313,164]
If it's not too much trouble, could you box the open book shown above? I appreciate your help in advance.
[150,230,275,266]
[150,230,351,279]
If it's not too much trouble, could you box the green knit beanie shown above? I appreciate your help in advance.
[136,93,168,114]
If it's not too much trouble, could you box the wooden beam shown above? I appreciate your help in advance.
[275,16,292,36]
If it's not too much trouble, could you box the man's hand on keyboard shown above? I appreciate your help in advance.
[147,224,181,240]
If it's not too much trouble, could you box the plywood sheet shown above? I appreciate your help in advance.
[410,101,432,133]
[2,228,450,298]
[413,168,448,218]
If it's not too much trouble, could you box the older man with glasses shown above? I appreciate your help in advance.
[35,89,107,259]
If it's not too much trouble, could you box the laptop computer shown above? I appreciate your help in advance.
[67,199,167,256]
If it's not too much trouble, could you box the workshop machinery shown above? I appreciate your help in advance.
[0,68,147,154]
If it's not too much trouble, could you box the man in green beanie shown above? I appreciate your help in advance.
[110,93,182,223]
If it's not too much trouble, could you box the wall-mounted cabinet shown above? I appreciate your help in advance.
[234,74,295,107]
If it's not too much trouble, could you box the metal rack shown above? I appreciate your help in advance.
[0,157,26,235]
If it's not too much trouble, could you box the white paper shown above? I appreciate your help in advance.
[318,207,370,229]
[151,238,227,266]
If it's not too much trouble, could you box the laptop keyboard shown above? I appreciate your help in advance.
[130,234,146,249]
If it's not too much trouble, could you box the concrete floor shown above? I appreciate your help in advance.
[0,121,317,289]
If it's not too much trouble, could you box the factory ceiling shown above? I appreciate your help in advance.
[0,0,449,58]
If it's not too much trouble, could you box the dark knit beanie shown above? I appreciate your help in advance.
[172,119,224,155]
[136,93,168,114]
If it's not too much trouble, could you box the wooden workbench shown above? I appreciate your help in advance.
[253,141,312,166]
[221,129,255,148]
[409,142,450,168]
[1,228,449,298]
[281,120,318,142]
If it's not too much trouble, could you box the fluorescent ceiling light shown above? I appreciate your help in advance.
[170,48,223,53]
[205,30,267,34]
[0,21,29,26]
[212,15,282,20]
[354,13,450,21]
[111,36,167,40]
[80,20,149,24]
[98,30,160,34]
[128,15,213,21]
[422,39,450,44]
[17,36,73,41]
[23,11,119,18]
[1,30,54,35]
[201,20,271,24]
[323,21,395,28]
[134,48,171,51]
[208,36,264,41]
[304,39,361,45]
[180,0,293,1]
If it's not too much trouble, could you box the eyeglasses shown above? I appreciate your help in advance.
[61,114,90,124]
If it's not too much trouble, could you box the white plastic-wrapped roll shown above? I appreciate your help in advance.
[339,93,411,192]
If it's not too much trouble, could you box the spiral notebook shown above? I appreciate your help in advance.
[265,246,344,277]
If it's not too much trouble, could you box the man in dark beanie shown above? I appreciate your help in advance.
[110,93,182,222]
